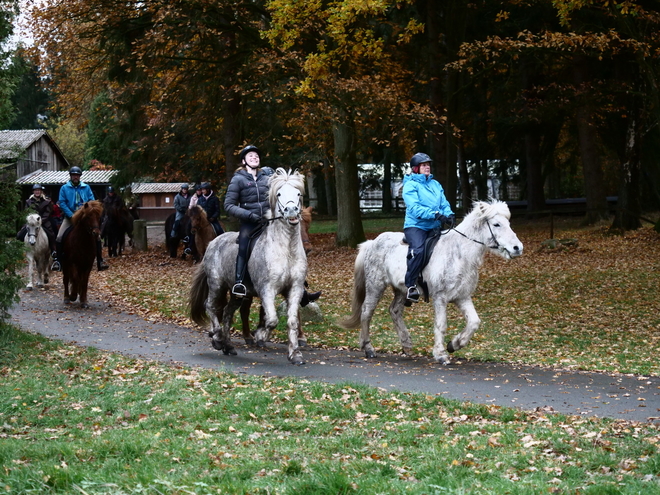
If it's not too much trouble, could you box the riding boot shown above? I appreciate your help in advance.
[96,240,109,271]
[231,255,248,297]
[51,240,63,272]
[300,290,322,307]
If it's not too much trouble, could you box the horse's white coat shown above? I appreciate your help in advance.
[24,213,51,290]
[190,168,308,364]
[342,200,523,364]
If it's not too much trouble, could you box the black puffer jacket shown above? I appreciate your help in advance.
[224,169,271,223]
[200,191,221,222]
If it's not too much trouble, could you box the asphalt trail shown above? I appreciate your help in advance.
[10,277,660,423]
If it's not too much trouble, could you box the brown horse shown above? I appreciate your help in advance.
[61,200,103,308]
[188,205,217,261]
[240,206,314,346]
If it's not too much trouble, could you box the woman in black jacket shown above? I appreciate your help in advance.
[224,145,272,297]
[224,145,321,305]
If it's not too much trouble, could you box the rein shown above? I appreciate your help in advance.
[451,221,500,250]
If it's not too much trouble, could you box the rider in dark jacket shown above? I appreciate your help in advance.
[224,145,321,305]
[18,184,57,254]
[198,183,223,236]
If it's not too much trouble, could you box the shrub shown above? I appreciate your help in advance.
[0,177,24,319]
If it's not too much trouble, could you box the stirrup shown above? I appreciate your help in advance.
[51,260,61,272]
[406,286,420,303]
[98,261,109,271]
[232,283,247,298]
[182,236,190,244]
[183,247,192,255]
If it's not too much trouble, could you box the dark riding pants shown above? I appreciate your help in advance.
[404,227,431,288]
[235,220,259,283]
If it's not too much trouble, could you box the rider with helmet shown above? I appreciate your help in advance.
[402,152,455,303]
[197,182,223,236]
[170,183,190,238]
[52,166,109,272]
[17,184,57,256]
[224,145,272,297]
[224,145,321,305]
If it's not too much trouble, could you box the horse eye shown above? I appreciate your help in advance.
[493,223,501,227]
[277,193,281,197]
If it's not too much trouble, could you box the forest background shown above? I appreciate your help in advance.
[1,0,659,247]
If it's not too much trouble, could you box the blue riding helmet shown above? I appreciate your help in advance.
[410,153,432,173]
[32,184,43,190]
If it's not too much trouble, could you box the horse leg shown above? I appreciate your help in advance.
[447,298,481,354]
[79,271,91,308]
[431,298,450,365]
[253,292,278,348]
[62,269,71,304]
[285,288,305,365]
[390,290,413,355]
[360,286,386,359]
[239,297,254,345]
[297,309,307,347]
[26,253,34,290]
[214,296,241,355]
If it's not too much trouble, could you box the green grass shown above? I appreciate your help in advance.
[1,322,659,494]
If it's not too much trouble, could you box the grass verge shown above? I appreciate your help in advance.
[1,322,659,494]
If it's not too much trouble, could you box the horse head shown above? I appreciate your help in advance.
[269,168,305,226]
[25,213,41,246]
[73,200,103,240]
[467,200,523,260]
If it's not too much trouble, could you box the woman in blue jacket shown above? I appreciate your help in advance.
[402,153,455,303]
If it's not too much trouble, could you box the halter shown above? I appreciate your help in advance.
[451,221,500,250]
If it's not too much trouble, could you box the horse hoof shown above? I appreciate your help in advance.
[447,341,456,353]
[289,355,305,365]
[63,299,71,305]
[256,340,266,348]
[402,346,413,355]
[365,350,376,359]
[223,346,237,356]
[297,339,307,347]
[207,330,214,337]
[244,338,255,346]
[436,356,450,366]
[26,286,33,291]
[211,339,224,351]
[80,303,89,309]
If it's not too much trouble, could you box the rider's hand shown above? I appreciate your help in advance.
[446,214,456,229]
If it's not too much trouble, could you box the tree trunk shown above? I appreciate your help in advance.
[524,128,545,212]
[573,57,609,224]
[222,89,241,184]
[323,160,335,216]
[333,113,365,247]
[457,137,472,213]
[612,107,642,231]
[382,148,392,214]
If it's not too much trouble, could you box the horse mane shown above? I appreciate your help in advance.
[26,212,41,225]
[188,204,208,226]
[463,200,511,226]
[268,168,305,211]
[72,200,103,225]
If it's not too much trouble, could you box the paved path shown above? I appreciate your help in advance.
[10,278,660,423]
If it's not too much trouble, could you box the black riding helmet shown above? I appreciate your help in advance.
[32,184,43,190]
[238,145,261,164]
[69,166,83,175]
[409,153,432,173]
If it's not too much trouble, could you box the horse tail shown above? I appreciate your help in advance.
[189,265,209,325]
[339,240,371,329]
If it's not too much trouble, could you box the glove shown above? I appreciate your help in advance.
[249,213,260,223]
[446,214,456,229]
[434,212,444,222]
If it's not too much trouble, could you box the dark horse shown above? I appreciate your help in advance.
[165,212,195,260]
[62,200,103,308]
[105,204,134,257]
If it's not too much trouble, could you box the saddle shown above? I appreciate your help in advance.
[401,227,443,303]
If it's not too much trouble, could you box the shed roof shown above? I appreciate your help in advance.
[130,183,188,194]
[16,169,119,185]
[0,130,49,160]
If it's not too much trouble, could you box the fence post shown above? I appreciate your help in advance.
[133,219,148,251]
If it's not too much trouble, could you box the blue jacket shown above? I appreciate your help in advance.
[58,180,95,219]
[402,173,453,230]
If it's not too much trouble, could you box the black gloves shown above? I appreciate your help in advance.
[434,212,444,222]
[446,214,456,229]
[249,213,260,223]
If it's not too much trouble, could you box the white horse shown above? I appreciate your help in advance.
[341,200,523,365]
[189,168,308,364]
[24,213,51,290]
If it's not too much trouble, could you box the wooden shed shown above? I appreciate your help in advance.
[130,182,188,221]
[0,130,70,178]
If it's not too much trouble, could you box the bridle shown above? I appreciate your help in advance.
[450,221,500,250]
